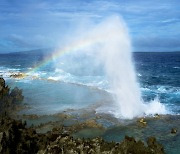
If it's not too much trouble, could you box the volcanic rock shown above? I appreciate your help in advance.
[10,73,27,79]
[0,78,5,91]
[171,128,177,134]
[0,78,24,114]
[10,87,24,103]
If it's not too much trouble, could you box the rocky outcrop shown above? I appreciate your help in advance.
[42,135,164,154]
[0,78,5,91]
[0,116,39,153]
[0,78,9,99]
[171,128,177,134]
[0,78,24,114]
[118,136,164,154]
[10,73,27,79]
[10,87,24,103]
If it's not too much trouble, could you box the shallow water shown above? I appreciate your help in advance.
[6,79,111,115]
[71,114,180,154]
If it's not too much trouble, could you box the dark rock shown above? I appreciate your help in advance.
[0,78,24,114]
[10,87,24,103]
[10,73,26,79]
[171,128,177,134]
[118,136,148,154]
[138,118,147,127]
[0,116,39,154]
[0,78,5,91]
[147,137,164,154]
[154,113,160,119]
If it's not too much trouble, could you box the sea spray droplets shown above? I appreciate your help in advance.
[54,16,167,119]
[91,16,144,118]
[87,16,167,118]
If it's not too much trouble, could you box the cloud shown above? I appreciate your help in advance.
[0,0,180,52]
[161,18,180,24]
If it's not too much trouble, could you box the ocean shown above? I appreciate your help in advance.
[0,51,179,115]
[134,52,180,114]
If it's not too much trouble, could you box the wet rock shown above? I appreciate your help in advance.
[10,73,27,79]
[154,113,160,119]
[0,78,9,99]
[171,128,177,134]
[55,113,71,119]
[118,136,147,153]
[22,114,40,119]
[63,119,104,134]
[147,137,164,153]
[0,78,5,91]
[117,136,164,154]
[138,118,147,127]
[84,119,102,128]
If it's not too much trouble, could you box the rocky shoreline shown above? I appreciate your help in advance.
[0,115,165,154]
[0,78,165,153]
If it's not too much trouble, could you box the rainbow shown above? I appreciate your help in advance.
[28,35,104,73]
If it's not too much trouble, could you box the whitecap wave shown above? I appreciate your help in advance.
[26,71,47,78]
[141,85,180,94]
[173,66,180,69]
[0,66,21,79]
[96,97,169,119]
[143,98,168,115]
[137,73,142,77]
[47,68,109,90]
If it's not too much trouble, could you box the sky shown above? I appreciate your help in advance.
[0,0,180,53]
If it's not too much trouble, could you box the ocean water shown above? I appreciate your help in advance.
[134,52,180,114]
[0,51,179,116]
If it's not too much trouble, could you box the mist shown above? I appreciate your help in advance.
[51,15,167,119]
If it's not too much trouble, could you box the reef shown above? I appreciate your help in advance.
[0,78,165,154]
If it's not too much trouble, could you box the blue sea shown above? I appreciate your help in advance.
[0,50,179,115]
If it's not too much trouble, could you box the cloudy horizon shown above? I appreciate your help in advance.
[0,0,180,53]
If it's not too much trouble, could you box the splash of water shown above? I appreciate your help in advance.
[55,16,167,119]
[94,16,167,118]
[91,16,145,119]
